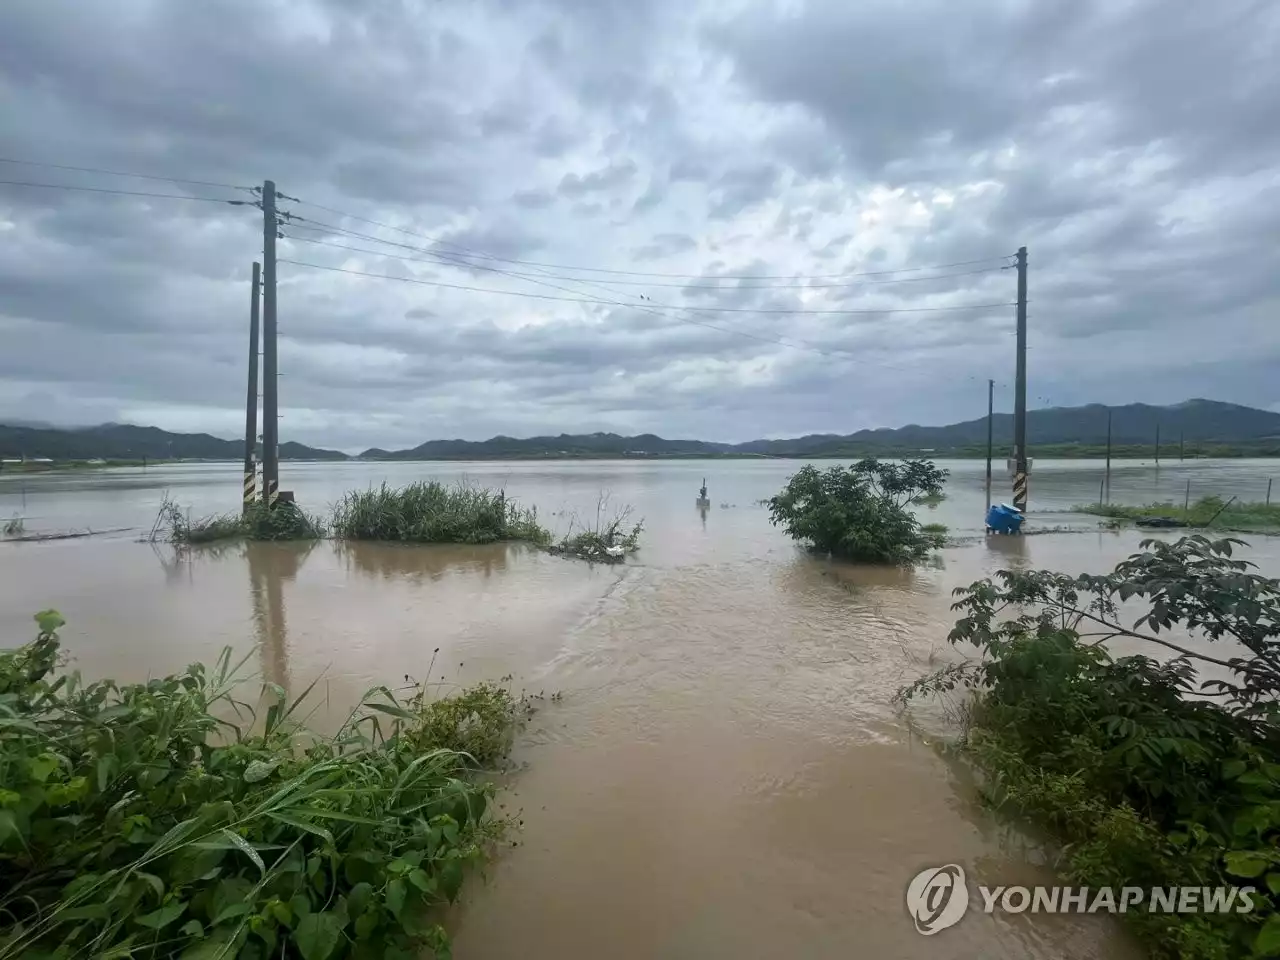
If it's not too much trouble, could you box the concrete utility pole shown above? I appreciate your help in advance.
[985,378,994,510]
[261,181,279,506]
[1013,246,1028,511]
[243,261,261,513]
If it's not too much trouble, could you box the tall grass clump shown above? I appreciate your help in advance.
[0,610,522,959]
[151,496,325,544]
[330,482,549,546]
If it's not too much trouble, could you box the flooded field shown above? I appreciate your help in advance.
[1,457,1277,959]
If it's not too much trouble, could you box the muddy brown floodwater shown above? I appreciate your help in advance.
[2,458,1278,958]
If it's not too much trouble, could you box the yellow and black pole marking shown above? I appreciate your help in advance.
[1013,472,1028,513]
[243,471,257,512]
[266,477,279,507]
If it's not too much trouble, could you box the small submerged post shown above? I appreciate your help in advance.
[1184,478,1191,514]
[696,477,709,509]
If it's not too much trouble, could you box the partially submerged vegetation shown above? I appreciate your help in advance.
[767,459,949,564]
[0,611,523,959]
[898,536,1280,959]
[1077,496,1280,533]
[548,499,643,563]
[151,482,651,563]
[330,482,549,545]
[2,515,23,537]
[153,496,325,544]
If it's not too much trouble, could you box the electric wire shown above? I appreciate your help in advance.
[0,180,251,204]
[0,157,251,191]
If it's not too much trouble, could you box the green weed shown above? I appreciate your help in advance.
[0,611,522,959]
[1076,496,1280,533]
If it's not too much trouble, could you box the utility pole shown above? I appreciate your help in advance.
[1179,430,1184,461]
[261,181,279,506]
[1013,246,1028,512]
[985,379,994,510]
[243,261,261,513]
[1155,421,1161,467]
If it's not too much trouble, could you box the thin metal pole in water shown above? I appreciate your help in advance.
[1013,247,1028,511]
[243,261,261,513]
[985,378,994,510]
[1099,476,1105,507]
[1155,421,1161,466]
[1184,478,1191,514]
[1268,478,1273,507]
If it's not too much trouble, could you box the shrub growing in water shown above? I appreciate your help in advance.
[0,611,521,959]
[767,459,948,563]
[898,536,1280,959]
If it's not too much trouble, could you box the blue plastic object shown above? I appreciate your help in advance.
[986,503,1025,535]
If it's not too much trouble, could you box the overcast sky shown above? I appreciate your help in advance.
[1,0,1277,452]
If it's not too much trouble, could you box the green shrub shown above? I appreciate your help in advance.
[330,482,549,546]
[898,536,1280,958]
[0,611,521,959]
[767,459,948,564]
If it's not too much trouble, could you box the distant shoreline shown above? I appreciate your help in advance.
[4,450,1278,472]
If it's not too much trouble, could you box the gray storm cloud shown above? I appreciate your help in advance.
[0,0,1277,451]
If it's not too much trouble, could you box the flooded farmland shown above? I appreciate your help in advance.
[2,457,1277,959]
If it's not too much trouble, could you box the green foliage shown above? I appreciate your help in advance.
[242,502,326,541]
[0,613,521,959]
[2,515,23,537]
[157,498,325,544]
[898,536,1280,959]
[767,459,949,564]
[330,482,549,546]
[1077,496,1280,533]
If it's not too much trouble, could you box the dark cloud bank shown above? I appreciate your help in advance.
[1,0,1276,451]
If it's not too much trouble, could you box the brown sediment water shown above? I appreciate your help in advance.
[2,458,1276,958]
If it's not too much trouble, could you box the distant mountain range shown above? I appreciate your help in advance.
[2,399,1277,463]
[0,423,346,461]
[360,399,1280,459]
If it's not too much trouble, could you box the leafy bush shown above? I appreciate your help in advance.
[898,536,1280,959]
[0,611,520,959]
[330,482,549,546]
[767,459,948,563]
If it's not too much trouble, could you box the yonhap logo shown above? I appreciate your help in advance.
[905,864,1257,935]
[906,864,969,935]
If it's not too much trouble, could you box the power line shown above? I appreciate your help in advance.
[0,157,250,191]
[280,258,917,368]
[289,200,1013,279]
[285,233,1008,289]
[278,258,1015,316]
[0,180,251,204]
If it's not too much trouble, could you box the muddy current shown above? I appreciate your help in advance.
[3,457,1277,958]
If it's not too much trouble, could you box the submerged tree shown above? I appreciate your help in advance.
[767,458,948,564]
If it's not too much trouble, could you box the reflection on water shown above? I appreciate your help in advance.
[2,459,1278,959]
[245,542,317,699]
[338,540,517,583]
